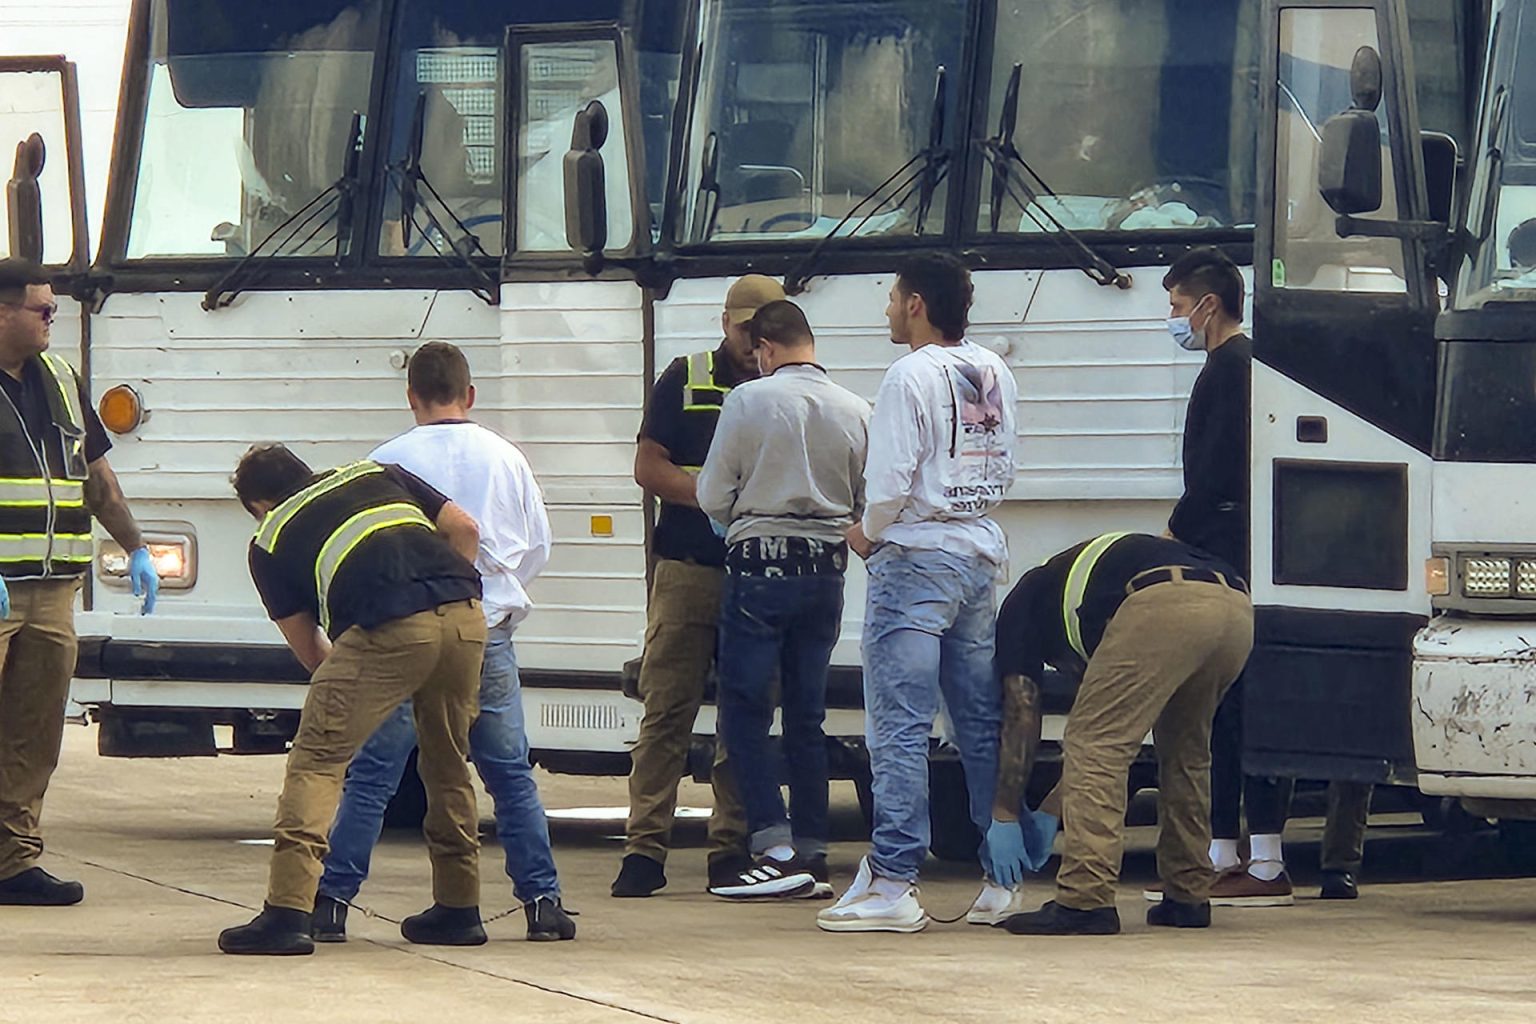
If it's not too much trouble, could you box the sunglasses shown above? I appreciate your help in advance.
[1,301,57,325]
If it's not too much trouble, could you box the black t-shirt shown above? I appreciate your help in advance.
[248,465,481,638]
[638,346,749,566]
[0,358,112,468]
[996,534,1240,683]
[1169,334,1251,576]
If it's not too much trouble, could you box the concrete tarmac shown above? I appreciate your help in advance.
[4,725,1536,1024]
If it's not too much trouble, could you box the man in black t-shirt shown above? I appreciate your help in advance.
[217,445,487,956]
[991,533,1253,936]
[1164,248,1297,906]
[612,274,783,898]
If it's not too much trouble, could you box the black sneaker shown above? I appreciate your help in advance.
[311,893,348,943]
[1002,900,1121,936]
[1146,897,1212,928]
[708,854,816,899]
[793,855,835,900]
[400,904,487,946]
[1319,870,1359,900]
[525,895,577,942]
[706,852,752,892]
[0,867,84,906]
[612,854,667,898]
[218,905,315,956]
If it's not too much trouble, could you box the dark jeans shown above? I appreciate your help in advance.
[716,571,844,858]
[1210,669,1294,838]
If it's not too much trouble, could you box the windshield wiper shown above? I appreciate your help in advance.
[386,93,499,305]
[975,64,1131,290]
[203,113,365,311]
[784,66,952,294]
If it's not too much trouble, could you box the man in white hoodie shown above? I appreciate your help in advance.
[818,253,1029,933]
[308,342,575,944]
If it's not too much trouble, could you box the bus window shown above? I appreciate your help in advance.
[683,0,971,243]
[377,1,685,258]
[514,38,634,254]
[1272,7,1409,295]
[125,0,382,261]
[0,66,76,266]
[979,0,1260,235]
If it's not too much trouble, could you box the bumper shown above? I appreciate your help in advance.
[1413,616,1536,798]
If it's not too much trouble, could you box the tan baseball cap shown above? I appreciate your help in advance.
[724,274,787,324]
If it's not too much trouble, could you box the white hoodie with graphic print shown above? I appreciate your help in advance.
[861,339,1018,567]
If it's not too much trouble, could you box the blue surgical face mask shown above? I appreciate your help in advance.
[1167,297,1212,351]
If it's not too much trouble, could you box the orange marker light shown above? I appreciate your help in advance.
[98,385,144,435]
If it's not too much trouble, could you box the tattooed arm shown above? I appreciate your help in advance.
[992,672,1044,822]
[85,457,144,553]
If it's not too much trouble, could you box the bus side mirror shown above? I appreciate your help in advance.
[1421,131,1458,225]
[564,101,609,275]
[1319,46,1385,217]
[6,133,46,263]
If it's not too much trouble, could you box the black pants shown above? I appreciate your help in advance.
[1209,669,1293,838]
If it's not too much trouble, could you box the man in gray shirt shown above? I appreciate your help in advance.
[698,300,870,900]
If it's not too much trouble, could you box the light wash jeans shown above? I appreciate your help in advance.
[862,544,1002,882]
[318,622,560,903]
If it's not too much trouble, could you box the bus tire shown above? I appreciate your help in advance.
[928,758,982,862]
[383,748,428,830]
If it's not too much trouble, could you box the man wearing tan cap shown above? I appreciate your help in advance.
[612,274,785,898]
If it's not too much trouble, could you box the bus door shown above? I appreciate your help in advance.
[1247,0,1442,784]
[0,56,89,369]
[497,19,655,704]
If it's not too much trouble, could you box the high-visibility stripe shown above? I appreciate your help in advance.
[0,478,81,504]
[1062,532,1132,660]
[0,532,92,563]
[254,461,384,552]
[684,351,729,411]
[39,353,83,432]
[314,503,435,631]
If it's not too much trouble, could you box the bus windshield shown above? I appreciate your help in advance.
[1456,0,1536,309]
[125,0,382,261]
[979,0,1261,235]
[682,0,972,243]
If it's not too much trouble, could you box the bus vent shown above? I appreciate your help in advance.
[541,702,623,732]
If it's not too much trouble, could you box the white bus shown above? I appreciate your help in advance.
[0,0,1479,845]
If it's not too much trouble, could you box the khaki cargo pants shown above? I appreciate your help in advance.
[0,579,81,882]
[1057,575,1253,910]
[267,601,486,912]
[625,559,746,865]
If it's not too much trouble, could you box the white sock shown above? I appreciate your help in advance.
[1210,838,1240,872]
[870,875,912,900]
[764,845,796,863]
[1248,834,1285,879]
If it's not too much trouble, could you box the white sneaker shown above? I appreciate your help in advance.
[965,880,1028,926]
[817,860,928,933]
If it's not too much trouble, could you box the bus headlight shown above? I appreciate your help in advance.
[1462,557,1513,598]
[98,529,197,590]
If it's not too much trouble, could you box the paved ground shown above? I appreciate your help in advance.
[4,725,1536,1024]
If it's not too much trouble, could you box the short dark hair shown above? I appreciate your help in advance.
[1162,248,1244,320]
[0,258,49,305]
[748,300,813,348]
[896,253,972,342]
[232,444,314,515]
[407,341,472,405]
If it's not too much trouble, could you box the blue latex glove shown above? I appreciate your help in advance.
[128,546,159,615]
[985,818,1030,888]
[1020,809,1060,873]
[0,575,9,619]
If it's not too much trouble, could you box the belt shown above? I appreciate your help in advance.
[1127,565,1248,597]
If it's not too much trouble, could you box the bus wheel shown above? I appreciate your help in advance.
[928,758,981,862]
[383,749,428,830]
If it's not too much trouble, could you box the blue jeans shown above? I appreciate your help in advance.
[318,624,560,903]
[716,572,843,858]
[862,545,1002,881]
